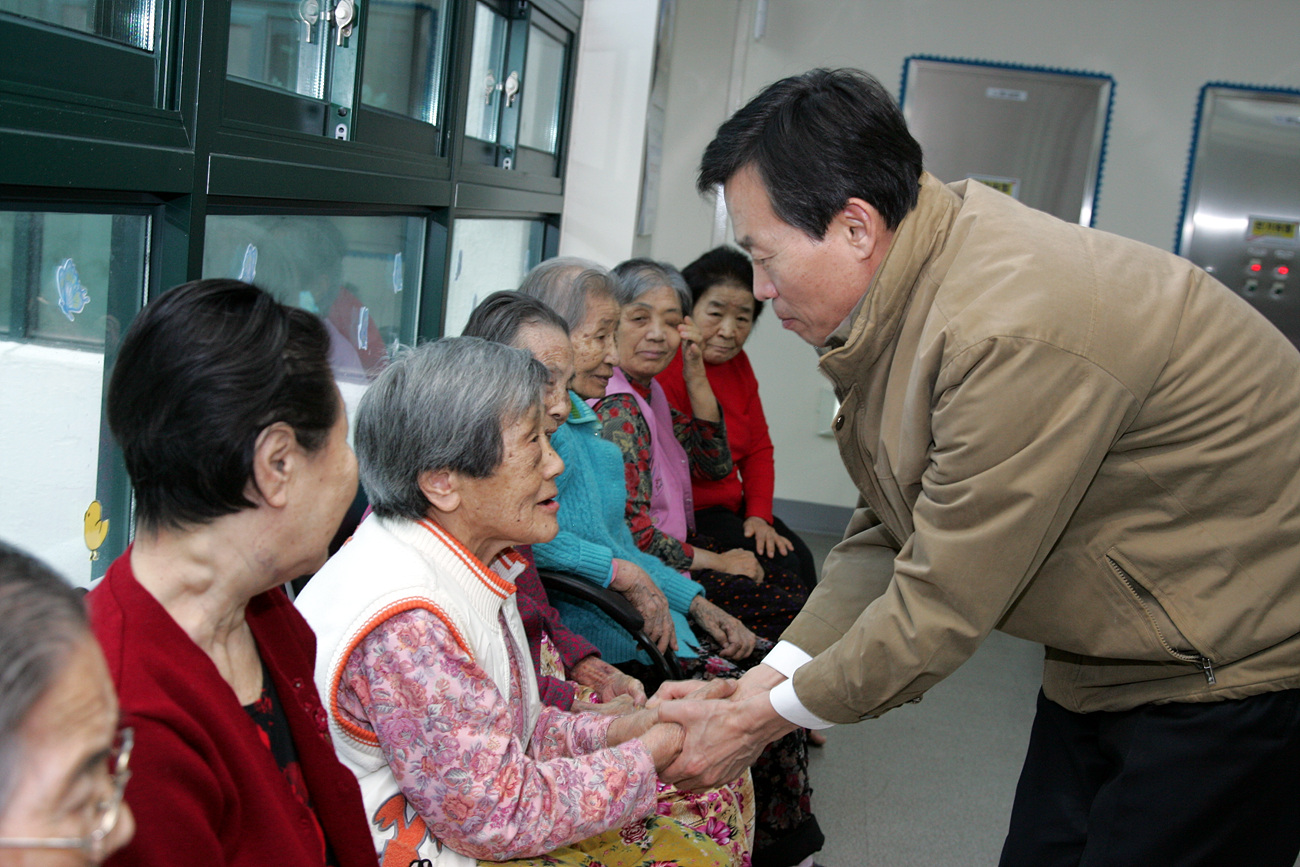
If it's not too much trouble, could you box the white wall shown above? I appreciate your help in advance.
[0,342,105,587]
[646,0,1300,510]
[558,0,660,263]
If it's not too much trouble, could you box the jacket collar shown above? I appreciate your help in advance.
[819,172,960,387]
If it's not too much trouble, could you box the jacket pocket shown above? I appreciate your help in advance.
[1105,550,1217,685]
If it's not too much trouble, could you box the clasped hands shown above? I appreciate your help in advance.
[614,663,797,790]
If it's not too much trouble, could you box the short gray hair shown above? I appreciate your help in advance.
[356,337,549,520]
[0,542,89,815]
[463,290,569,348]
[518,257,620,332]
[611,258,692,311]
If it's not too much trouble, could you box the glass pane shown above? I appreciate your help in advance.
[463,1,507,143]
[228,0,327,99]
[203,214,424,421]
[0,0,155,50]
[517,23,565,154]
[360,0,450,125]
[443,218,542,336]
[0,209,149,588]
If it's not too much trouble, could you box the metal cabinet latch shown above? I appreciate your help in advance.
[334,0,355,46]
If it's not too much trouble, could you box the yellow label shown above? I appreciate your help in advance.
[1249,218,1298,241]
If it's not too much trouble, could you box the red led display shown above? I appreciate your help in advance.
[1250,262,1263,272]
[1279,266,1291,277]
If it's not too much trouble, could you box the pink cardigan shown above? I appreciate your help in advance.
[88,550,378,867]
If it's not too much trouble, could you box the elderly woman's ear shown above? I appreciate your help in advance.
[247,422,303,508]
[418,468,461,514]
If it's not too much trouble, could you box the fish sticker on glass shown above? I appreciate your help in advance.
[357,305,370,351]
[393,252,404,293]
[239,243,259,283]
[55,258,90,322]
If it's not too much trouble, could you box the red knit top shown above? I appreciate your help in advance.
[88,550,379,867]
[657,347,776,524]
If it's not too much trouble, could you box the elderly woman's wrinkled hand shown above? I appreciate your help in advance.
[571,695,638,716]
[570,655,647,706]
[678,316,707,377]
[611,559,677,653]
[689,597,758,660]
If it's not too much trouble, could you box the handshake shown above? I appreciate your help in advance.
[602,663,798,791]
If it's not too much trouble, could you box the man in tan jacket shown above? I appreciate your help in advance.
[658,68,1300,866]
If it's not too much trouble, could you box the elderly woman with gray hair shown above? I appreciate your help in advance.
[295,337,751,867]
[523,260,825,867]
[0,543,134,866]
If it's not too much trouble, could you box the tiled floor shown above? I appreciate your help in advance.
[796,531,1043,866]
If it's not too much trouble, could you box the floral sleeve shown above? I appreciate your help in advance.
[593,394,695,571]
[337,608,658,860]
[670,405,732,481]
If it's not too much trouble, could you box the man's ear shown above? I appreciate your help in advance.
[838,198,888,261]
[418,469,461,514]
[249,422,297,508]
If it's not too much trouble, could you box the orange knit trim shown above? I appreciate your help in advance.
[415,519,516,598]
[330,598,473,747]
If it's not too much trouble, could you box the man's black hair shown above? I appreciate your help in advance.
[698,68,923,236]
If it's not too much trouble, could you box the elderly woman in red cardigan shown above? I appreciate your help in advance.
[86,279,377,867]
[656,247,818,594]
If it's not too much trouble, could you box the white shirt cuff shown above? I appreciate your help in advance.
[769,679,835,730]
[762,641,834,730]
[763,640,813,679]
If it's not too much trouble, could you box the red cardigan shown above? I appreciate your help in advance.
[658,348,776,523]
[87,550,378,867]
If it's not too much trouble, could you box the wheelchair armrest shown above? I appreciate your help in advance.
[537,569,645,633]
[536,569,684,683]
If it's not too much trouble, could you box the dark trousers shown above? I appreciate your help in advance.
[693,506,819,593]
[1000,687,1300,867]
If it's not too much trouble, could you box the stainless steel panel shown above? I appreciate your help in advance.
[901,58,1112,226]
[1179,86,1300,344]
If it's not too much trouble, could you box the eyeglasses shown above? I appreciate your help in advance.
[0,726,133,863]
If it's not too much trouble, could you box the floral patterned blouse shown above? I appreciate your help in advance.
[595,390,731,571]
[336,608,660,861]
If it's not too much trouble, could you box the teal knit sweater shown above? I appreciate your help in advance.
[532,392,704,663]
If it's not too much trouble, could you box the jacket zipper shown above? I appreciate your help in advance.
[1106,556,1216,685]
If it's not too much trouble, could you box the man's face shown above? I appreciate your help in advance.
[725,164,874,347]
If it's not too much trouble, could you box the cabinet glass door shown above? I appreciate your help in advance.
[442,216,544,335]
[461,0,570,176]
[360,0,450,125]
[227,0,328,99]
[203,213,425,420]
[0,0,156,49]
[0,208,148,586]
[463,0,510,163]
[513,10,567,175]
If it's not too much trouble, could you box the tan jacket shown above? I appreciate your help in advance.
[785,173,1300,721]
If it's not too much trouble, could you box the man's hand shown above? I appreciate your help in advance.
[689,596,757,660]
[569,656,647,706]
[647,677,737,708]
[657,687,797,790]
[743,516,794,559]
[611,559,677,653]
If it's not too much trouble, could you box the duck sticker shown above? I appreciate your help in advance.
[55,258,90,322]
[84,500,109,561]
